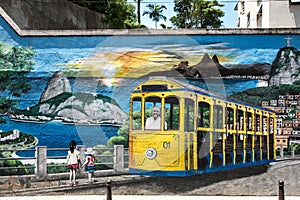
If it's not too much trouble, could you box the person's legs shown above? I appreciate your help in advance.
[88,172,92,183]
[69,169,73,185]
[72,169,76,186]
[91,172,94,182]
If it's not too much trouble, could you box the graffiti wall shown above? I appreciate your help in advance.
[1,15,300,157]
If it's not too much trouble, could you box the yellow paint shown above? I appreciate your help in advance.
[65,52,233,78]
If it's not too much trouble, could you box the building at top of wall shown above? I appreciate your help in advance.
[234,0,300,28]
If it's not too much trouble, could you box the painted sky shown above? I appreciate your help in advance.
[1,16,300,80]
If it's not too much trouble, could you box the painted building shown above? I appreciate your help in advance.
[235,0,300,28]
[263,93,300,149]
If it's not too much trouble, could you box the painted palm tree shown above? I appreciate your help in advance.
[143,4,167,29]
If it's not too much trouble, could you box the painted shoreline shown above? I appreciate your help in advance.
[9,118,122,127]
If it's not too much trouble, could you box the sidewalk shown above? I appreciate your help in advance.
[1,195,300,200]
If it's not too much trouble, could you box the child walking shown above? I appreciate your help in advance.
[67,140,80,186]
[81,147,95,183]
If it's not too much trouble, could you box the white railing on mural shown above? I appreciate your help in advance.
[0,145,128,179]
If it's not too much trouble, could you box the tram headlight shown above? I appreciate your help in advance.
[145,147,157,160]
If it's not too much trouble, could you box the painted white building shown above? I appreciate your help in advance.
[234,0,300,28]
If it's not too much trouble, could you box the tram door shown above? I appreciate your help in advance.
[197,101,211,170]
[184,98,195,171]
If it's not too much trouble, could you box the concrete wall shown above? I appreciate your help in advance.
[0,0,109,30]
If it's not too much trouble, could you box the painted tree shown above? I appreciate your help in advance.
[171,0,224,28]
[0,43,35,120]
[143,4,167,29]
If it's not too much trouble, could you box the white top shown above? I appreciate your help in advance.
[145,117,167,130]
[67,149,80,165]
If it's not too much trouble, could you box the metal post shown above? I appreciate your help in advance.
[278,180,284,200]
[291,147,295,157]
[106,180,112,200]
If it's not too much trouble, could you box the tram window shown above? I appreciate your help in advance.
[198,102,210,128]
[144,96,164,130]
[269,117,274,134]
[184,99,194,132]
[237,110,244,130]
[165,97,179,130]
[263,116,268,132]
[255,114,261,132]
[246,112,252,131]
[226,107,234,130]
[213,105,223,129]
[132,97,142,130]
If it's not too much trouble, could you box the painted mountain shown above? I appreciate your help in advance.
[269,46,300,85]
[9,71,127,125]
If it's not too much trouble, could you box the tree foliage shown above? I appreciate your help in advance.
[108,118,129,148]
[0,43,35,114]
[0,97,18,115]
[170,0,224,28]
[68,0,141,29]
[230,83,300,106]
[143,4,167,29]
[105,0,140,29]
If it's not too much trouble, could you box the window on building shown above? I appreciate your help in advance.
[257,5,262,18]
[257,0,262,6]
[247,12,251,27]
[240,1,245,14]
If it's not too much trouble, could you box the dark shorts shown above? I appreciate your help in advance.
[85,165,95,173]
[69,163,78,170]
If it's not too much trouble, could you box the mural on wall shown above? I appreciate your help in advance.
[1,16,300,159]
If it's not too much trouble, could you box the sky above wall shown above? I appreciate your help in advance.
[137,0,237,29]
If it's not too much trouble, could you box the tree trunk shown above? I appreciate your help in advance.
[138,0,141,24]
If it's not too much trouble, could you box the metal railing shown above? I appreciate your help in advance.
[0,145,128,180]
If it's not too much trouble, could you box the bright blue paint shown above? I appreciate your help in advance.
[129,159,274,177]
[0,116,119,157]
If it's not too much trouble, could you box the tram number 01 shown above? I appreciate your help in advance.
[163,141,170,149]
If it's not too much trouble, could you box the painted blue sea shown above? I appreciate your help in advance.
[1,117,119,157]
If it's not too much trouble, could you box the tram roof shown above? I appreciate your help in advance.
[134,76,275,114]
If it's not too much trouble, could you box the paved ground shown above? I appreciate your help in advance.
[1,157,300,198]
[1,195,300,200]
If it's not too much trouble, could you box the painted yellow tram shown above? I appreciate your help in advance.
[129,77,276,176]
